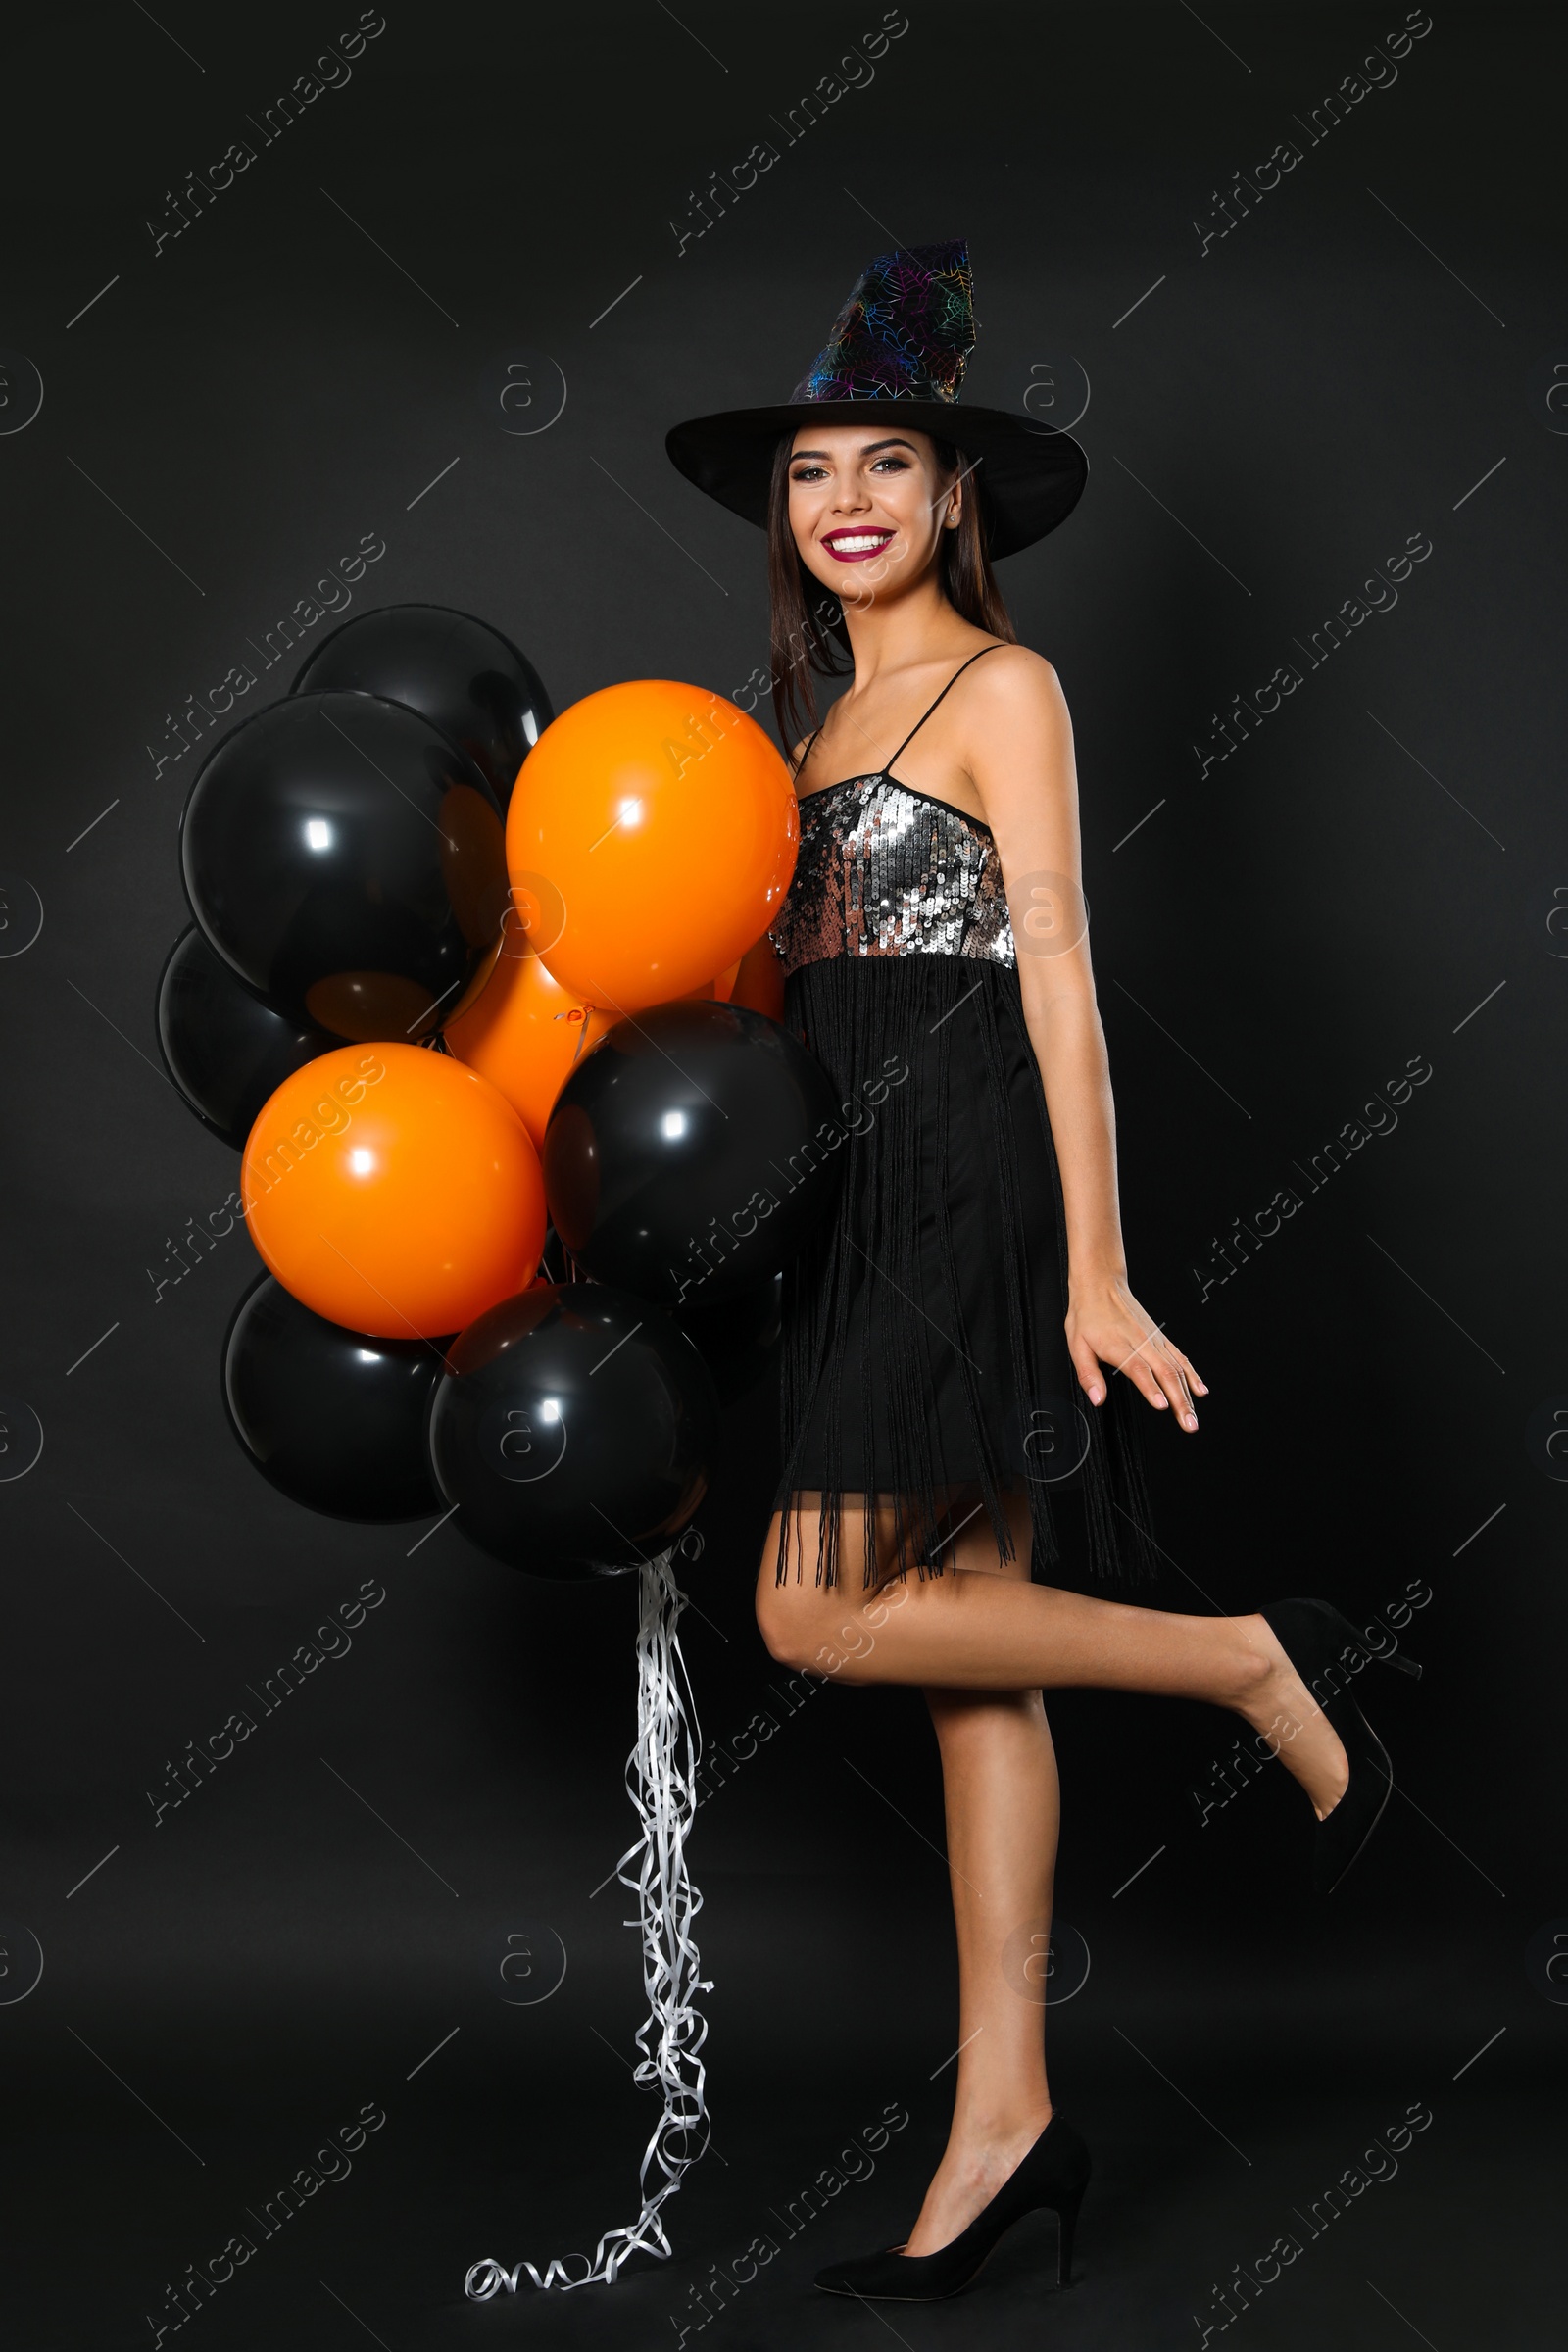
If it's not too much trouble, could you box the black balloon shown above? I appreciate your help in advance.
[674,1272,784,1398]
[427,1284,717,1577]
[543,1002,844,1305]
[222,1275,448,1521]
[180,689,508,1040]
[293,603,553,808]
[158,926,341,1148]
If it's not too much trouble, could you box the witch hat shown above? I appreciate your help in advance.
[665,240,1086,560]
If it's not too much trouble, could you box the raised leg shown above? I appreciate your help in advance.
[756,1495,1349,1818]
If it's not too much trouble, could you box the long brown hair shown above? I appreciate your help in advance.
[765,431,1017,755]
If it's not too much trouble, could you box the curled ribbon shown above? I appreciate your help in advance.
[466,1545,711,2296]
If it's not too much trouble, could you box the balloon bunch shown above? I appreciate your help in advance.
[160,606,838,1580]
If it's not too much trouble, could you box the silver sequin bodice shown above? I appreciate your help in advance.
[768,775,1015,978]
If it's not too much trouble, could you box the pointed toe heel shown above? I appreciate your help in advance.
[1259,1596,1423,1896]
[812,2114,1091,2301]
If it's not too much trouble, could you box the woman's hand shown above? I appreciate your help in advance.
[1065,1272,1208,1431]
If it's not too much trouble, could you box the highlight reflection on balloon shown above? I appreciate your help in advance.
[505,680,797,1010]
[181,690,508,1040]
[543,1001,842,1304]
[241,1042,546,1337]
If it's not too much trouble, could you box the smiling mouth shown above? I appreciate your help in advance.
[821,528,895,563]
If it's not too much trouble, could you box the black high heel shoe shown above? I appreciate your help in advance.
[1259,1597,1422,1896]
[812,2113,1090,2301]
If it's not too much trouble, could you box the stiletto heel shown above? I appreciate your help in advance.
[813,2113,1092,2301]
[1259,1597,1422,1895]
[1054,2183,1084,2285]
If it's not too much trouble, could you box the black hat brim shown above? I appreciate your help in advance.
[665,402,1087,561]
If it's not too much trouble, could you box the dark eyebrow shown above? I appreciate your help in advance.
[788,436,920,463]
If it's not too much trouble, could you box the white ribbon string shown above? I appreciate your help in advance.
[466,1546,712,2298]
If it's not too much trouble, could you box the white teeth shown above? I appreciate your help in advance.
[829,533,890,553]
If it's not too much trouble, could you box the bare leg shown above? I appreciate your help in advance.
[757,1498,1349,1818]
[756,1487,1353,2258]
[904,1487,1060,2255]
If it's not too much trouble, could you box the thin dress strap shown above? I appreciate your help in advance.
[793,726,824,777]
[883,643,1005,774]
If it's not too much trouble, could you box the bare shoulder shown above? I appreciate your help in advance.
[959,645,1072,764]
[964,642,1067,717]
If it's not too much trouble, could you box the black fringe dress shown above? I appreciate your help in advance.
[767,654,1154,1592]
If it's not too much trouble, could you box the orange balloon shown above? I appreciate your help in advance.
[445,945,614,1151]
[729,935,786,1021]
[241,1044,545,1338]
[711,959,742,1003]
[676,965,733,1003]
[506,680,798,1011]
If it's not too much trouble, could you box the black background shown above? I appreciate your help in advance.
[2,3,1563,2345]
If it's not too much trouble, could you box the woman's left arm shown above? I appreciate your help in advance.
[966,649,1206,1430]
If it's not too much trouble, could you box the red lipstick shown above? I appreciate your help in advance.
[820,527,895,564]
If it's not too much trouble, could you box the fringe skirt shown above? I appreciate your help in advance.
[771,953,1157,1591]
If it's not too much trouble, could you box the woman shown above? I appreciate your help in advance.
[666,242,1416,2303]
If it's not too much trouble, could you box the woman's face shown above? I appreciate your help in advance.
[787,425,958,607]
